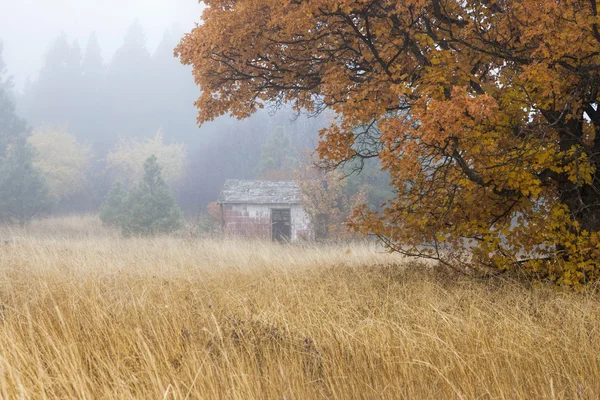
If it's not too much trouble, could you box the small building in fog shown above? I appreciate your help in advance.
[217,180,312,241]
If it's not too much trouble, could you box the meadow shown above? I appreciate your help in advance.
[0,215,599,399]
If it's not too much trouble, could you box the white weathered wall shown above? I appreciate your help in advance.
[289,204,312,240]
[222,203,312,241]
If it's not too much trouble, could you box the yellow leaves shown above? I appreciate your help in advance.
[29,125,91,199]
[317,124,356,165]
[296,155,365,241]
[561,148,596,185]
[106,131,187,186]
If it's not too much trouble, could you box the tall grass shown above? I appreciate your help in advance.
[0,219,599,398]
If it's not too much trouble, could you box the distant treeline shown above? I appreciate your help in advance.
[10,22,331,213]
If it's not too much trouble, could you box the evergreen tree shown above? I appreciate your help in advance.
[149,29,199,142]
[79,32,108,147]
[0,43,28,157]
[258,126,296,178]
[67,40,82,77]
[343,158,394,211]
[0,136,53,226]
[99,181,126,226]
[104,21,155,151]
[103,155,183,236]
[82,33,104,79]
[21,33,80,127]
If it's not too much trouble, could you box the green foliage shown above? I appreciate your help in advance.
[192,213,218,236]
[0,136,53,226]
[258,126,297,178]
[100,155,183,236]
[99,181,126,226]
[0,43,28,158]
[343,158,394,211]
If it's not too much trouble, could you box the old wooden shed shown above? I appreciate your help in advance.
[217,180,312,241]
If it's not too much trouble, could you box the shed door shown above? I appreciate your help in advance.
[271,209,291,242]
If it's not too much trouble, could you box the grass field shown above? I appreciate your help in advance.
[0,215,599,399]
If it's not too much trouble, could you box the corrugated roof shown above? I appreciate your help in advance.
[218,180,302,204]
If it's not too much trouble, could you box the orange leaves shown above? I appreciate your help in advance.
[296,157,364,241]
[179,0,600,285]
[317,125,356,165]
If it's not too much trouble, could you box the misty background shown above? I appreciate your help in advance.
[1,0,388,218]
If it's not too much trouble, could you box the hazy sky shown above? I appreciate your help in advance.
[1,0,204,90]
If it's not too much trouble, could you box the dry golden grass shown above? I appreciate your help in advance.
[0,217,599,399]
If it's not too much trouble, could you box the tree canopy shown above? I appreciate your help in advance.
[258,126,297,178]
[29,124,91,199]
[0,43,27,157]
[177,0,600,285]
[106,131,187,186]
[0,136,53,226]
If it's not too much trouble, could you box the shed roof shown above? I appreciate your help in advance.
[218,180,302,204]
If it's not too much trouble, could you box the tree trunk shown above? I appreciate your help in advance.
[557,119,600,233]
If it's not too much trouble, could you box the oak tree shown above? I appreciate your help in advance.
[177,0,600,285]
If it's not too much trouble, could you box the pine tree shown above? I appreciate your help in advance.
[0,43,27,158]
[99,181,126,226]
[118,155,183,236]
[258,126,296,178]
[24,34,75,126]
[104,21,155,150]
[82,33,104,79]
[0,136,53,226]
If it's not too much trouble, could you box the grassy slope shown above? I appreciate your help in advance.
[0,216,599,399]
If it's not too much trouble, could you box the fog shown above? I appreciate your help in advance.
[2,0,203,89]
[0,0,388,221]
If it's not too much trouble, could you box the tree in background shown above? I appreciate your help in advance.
[120,155,183,236]
[0,43,27,158]
[104,21,155,147]
[342,158,394,213]
[0,136,53,226]
[28,124,91,199]
[258,126,297,179]
[81,33,104,80]
[78,32,107,145]
[296,157,367,241]
[149,29,199,142]
[99,181,126,227]
[106,131,187,186]
[21,34,80,128]
[194,201,221,235]
[12,27,332,215]
[177,0,600,285]
[100,155,183,236]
